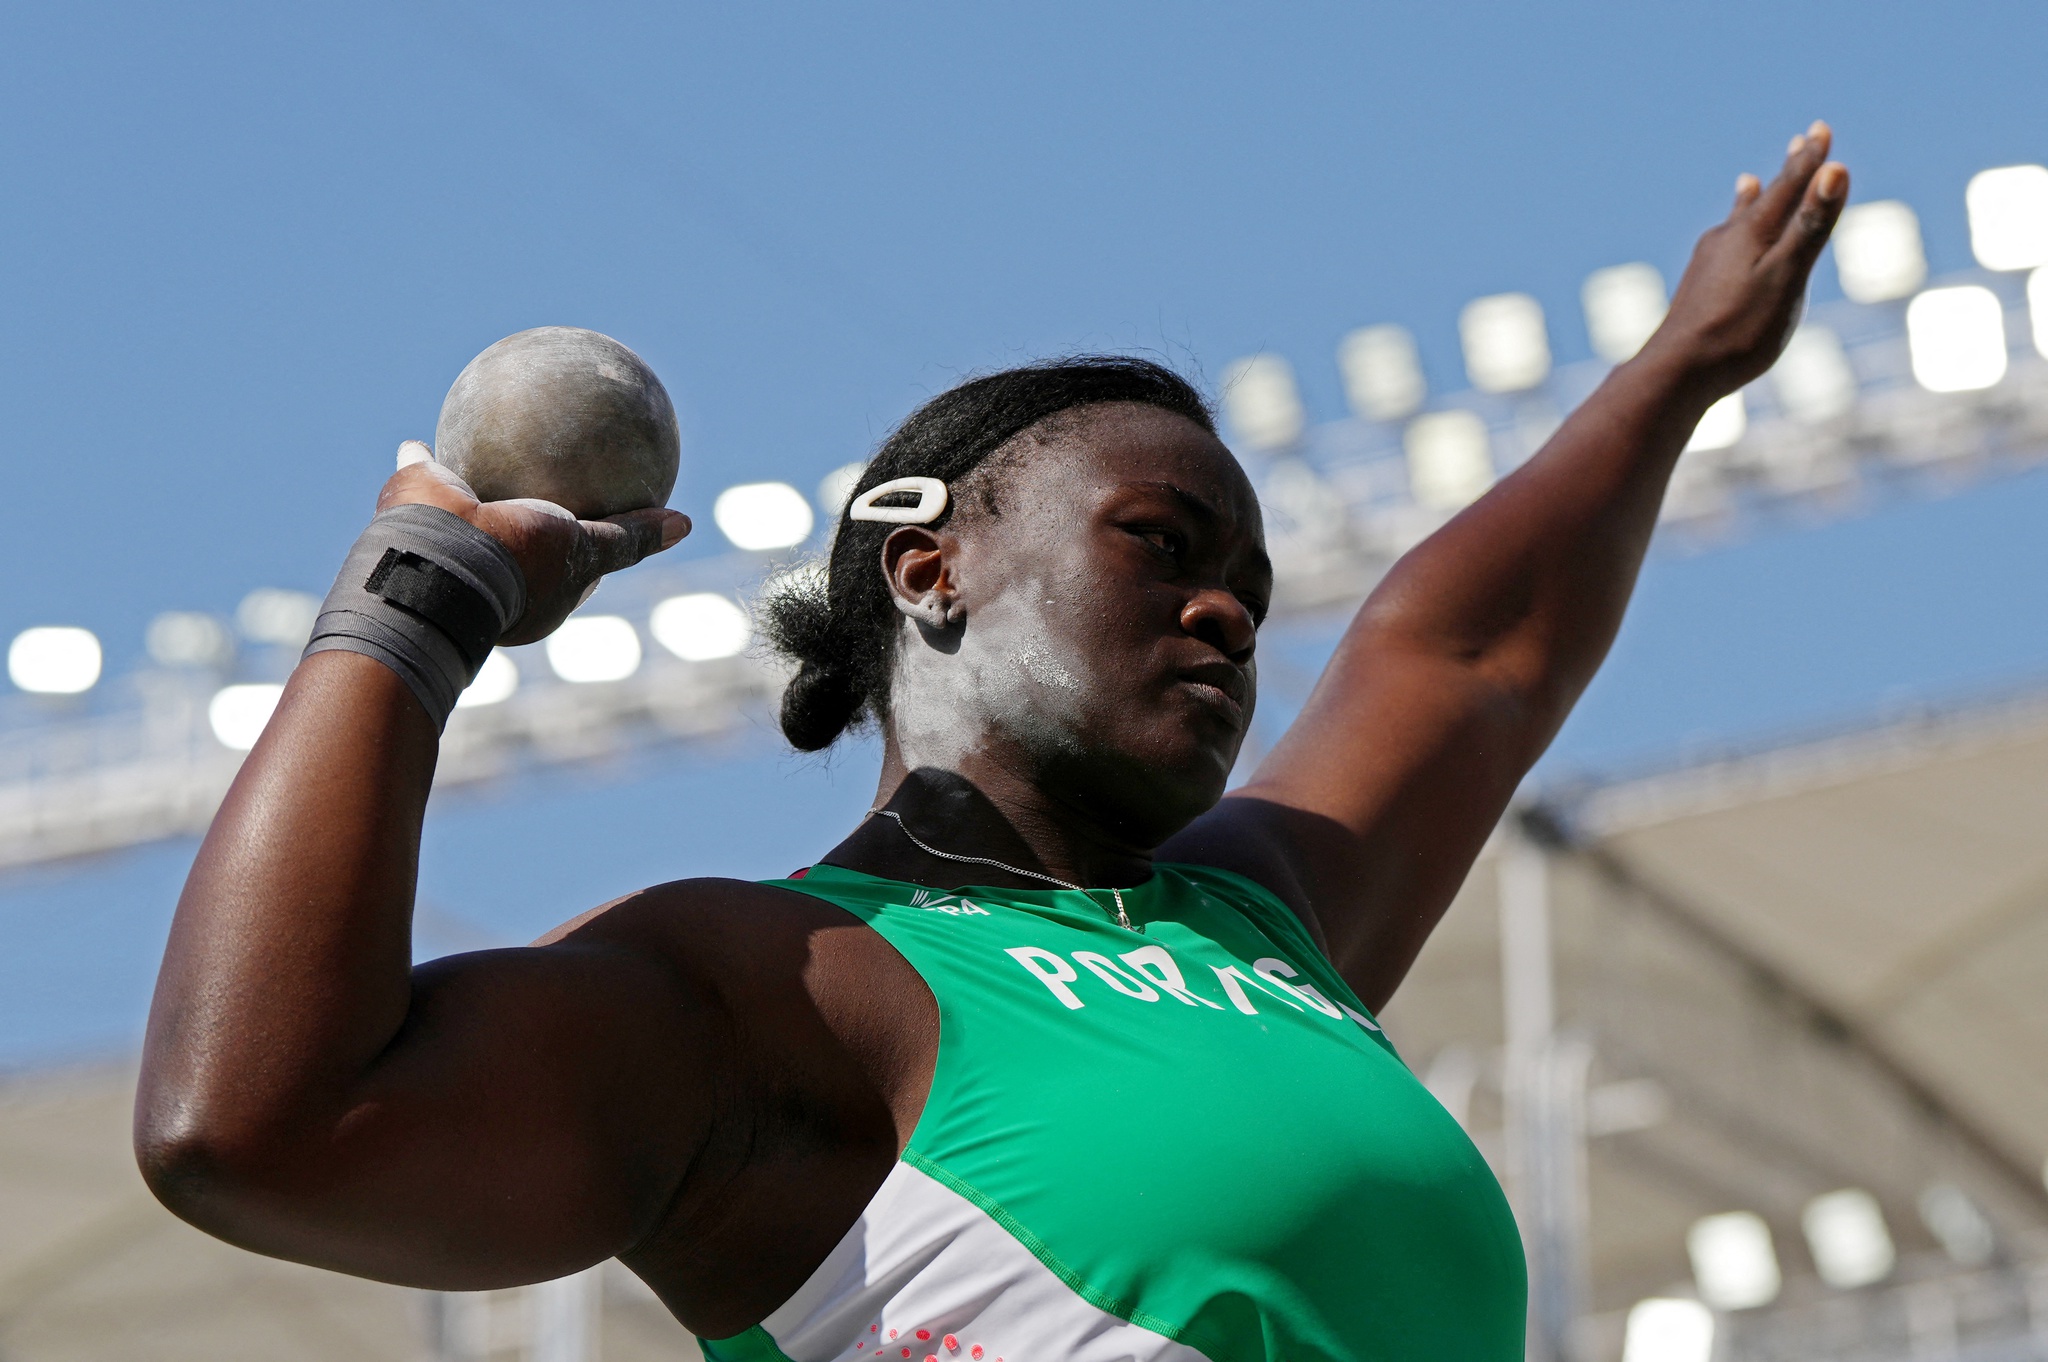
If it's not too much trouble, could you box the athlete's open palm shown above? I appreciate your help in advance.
[1654,122,1849,392]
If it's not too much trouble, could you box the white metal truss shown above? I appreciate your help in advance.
[1,275,2045,875]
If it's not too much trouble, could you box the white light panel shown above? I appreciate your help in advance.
[1684,392,1747,453]
[1772,327,1857,423]
[1686,1210,1780,1310]
[1460,293,1551,393]
[1622,1298,1715,1362]
[236,588,321,646]
[2030,266,2048,360]
[545,615,643,684]
[1917,1183,1995,1268]
[1906,286,2008,393]
[146,612,234,669]
[455,650,520,709]
[1404,410,1495,510]
[1583,263,1668,364]
[1832,201,1927,304]
[1803,1188,1895,1290]
[1966,164,2048,271]
[8,626,103,695]
[208,683,284,751]
[650,593,751,662]
[1221,353,1306,450]
[1337,325,1426,422]
[816,462,867,517]
[714,482,816,552]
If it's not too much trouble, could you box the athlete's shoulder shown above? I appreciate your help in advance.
[1154,860,1327,959]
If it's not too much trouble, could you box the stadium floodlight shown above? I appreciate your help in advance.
[1906,286,2008,393]
[1803,1189,1895,1289]
[1220,353,1306,451]
[1917,1183,1995,1267]
[1583,263,1668,364]
[1460,293,1551,393]
[236,588,321,646]
[1684,392,1747,453]
[1403,410,1494,511]
[208,682,284,751]
[1772,326,1857,423]
[146,612,234,669]
[455,650,519,709]
[816,462,867,518]
[545,614,642,684]
[650,593,751,662]
[1337,325,1426,423]
[1832,201,1927,303]
[1686,1211,1780,1310]
[714,482,815,552]
[2030,266,2048,360]
[8,626,102,695]
[1965,164,2048,271]
[1621,1298,1714,1362]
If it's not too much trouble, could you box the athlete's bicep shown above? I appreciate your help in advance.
[147,893,726,1291]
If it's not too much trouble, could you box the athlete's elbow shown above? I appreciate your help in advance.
[135,1109,263,1237]
[133,1089,325,1240]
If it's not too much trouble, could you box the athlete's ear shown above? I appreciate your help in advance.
[881,525,963,630]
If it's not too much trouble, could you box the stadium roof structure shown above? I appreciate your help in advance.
[1383,681,2048,1359]
[2,685,2045,1362]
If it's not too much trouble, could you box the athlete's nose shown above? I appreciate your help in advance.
[1182,587,1257,663]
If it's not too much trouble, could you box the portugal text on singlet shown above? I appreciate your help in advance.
[700,863,1526,1362]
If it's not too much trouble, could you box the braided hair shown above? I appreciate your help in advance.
[759,355,1215,751]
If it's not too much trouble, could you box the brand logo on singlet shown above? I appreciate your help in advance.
[1003,942,1381,1031]
[907,888,992,917]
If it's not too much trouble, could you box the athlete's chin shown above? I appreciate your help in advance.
[1123,739,1241,830]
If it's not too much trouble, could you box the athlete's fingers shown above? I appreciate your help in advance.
[581,508,690,576]
[1732,173,1762,211]
[1748,121,1832,240]
[378,456,481,516]
[1763,160,1850,275]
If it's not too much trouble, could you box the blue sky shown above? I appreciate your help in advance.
[3,2,2046,1066]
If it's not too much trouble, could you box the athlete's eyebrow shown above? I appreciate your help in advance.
[1125,480,1223,524]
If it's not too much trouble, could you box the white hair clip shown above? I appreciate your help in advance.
[847,475,949,525]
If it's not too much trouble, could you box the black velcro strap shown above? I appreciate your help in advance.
[363,547,503,668]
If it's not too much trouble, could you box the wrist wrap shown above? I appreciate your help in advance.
[303,504,527,730]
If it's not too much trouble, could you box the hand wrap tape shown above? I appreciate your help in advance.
[303,504,527,730]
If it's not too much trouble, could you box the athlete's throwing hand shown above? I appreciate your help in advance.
[374,457,691,646]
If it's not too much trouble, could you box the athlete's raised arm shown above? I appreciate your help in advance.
[1167,125,1849,1009]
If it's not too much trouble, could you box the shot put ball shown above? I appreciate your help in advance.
[433,327,680,520]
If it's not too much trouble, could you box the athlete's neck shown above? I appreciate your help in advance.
[826,762,1155,892]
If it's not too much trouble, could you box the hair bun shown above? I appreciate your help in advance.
[779,659,866,752]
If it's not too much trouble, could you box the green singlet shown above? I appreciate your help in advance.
[700,862,1525,1362]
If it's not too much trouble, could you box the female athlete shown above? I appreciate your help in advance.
[137,129,1848,1361]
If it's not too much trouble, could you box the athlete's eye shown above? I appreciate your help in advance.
[1136,528,1186,559]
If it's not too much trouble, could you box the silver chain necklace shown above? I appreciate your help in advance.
[868,809,1135,932]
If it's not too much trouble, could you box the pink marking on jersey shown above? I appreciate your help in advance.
[942,1337,959,1352]
[916,1330,931,1341]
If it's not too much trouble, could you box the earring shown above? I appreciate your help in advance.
[848,476,949,525]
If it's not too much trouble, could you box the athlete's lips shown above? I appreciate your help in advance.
[1176,663,1250,725]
